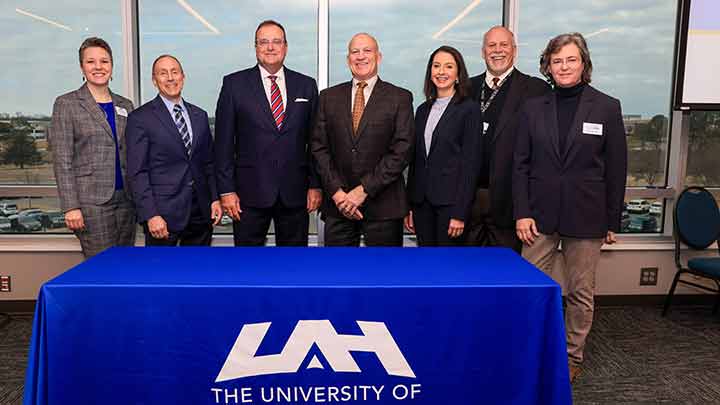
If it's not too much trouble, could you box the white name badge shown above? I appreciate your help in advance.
[115,106,128,117]
[482,122,489,135]
[583,122,603,136]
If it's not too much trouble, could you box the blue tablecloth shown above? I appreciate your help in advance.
[24,247,571,404]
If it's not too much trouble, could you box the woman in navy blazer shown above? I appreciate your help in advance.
[513,33,627,382]
[405,46,481,246]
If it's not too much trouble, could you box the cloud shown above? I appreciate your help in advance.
[0,0,680,117]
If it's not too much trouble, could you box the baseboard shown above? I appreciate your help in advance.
[0,300,36,313]
[595,294,717,306]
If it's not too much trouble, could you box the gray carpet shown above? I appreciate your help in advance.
[1,306,719,404]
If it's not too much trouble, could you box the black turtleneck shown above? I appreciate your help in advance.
[555,82,585,154]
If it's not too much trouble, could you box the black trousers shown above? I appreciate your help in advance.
[465,188,521,252]
[323,215,403,247]
[412,200,465,247]
[232,198,309,246]
[145,192,212,246]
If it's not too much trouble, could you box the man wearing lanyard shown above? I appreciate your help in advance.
[466,26,550,252]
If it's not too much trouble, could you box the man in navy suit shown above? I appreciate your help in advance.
[214,20,321,246]
[126,54,222,246]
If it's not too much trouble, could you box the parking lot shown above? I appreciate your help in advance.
[1,197,660,235]
[622,199,663,233]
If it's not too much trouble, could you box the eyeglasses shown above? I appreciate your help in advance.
[550,57,582,67]
[256,39,285,48]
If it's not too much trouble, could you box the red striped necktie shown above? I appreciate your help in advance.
[269,75,285,130]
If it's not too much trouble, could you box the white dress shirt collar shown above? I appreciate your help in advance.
[485,66,515,88]
[259,64,286,82]
[352,75,379,93]
[159,94,193,142]
[351,75,379,109]
[258,64,288,112]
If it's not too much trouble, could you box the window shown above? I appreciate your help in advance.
[0,196,69,234]
[621,197,664,234]
[329,0,503,104]
[517,0,677,188]
[0,2,125,236]
[139,0,318,113]
[138,0,319,235]
[0,2,126,185]
[686,111,720,187]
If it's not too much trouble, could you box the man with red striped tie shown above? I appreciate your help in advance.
[215,20,321,246]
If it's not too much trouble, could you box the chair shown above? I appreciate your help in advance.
[662,186,720,316]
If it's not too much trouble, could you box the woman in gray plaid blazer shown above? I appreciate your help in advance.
[49,37,136,257]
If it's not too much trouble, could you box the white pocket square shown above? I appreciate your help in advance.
[294,98,309,102]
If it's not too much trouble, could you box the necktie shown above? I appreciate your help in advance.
[269,75,285,130]
[173,104,191,155]
[352,81,368,134]
[492,77,500,90]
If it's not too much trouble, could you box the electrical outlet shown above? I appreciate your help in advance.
[0,275,10,292]
[640,267,658,286]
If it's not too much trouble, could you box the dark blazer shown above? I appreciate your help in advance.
[126,96,218,232]
[513,85,628,238]
[470,70,549,227]
[214,65,319,208]
[49,84,134,212]
[311,79,414,220]
[408,97,481,221]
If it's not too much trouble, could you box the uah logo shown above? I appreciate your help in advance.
[216,320,416,382]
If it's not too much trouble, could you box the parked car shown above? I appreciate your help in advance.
[626,199,650,213]
[627,215,658,233]
[0,202,18,216]
[13,215,42,232]
[649,201,663,216]
[43,211,66,229]
[621,212,631,231]
[18,209,49,227]
[0,217,11,232]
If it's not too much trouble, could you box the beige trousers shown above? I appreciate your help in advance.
[522,233,603,366]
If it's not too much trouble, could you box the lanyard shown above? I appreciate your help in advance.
[479,75,509,114]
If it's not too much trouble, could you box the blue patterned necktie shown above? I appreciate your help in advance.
[173,104,191,155]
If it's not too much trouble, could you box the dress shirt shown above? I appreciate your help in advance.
[159,94,193,144]
[350,75,379,112]
[484,66,515,88]
[259,64,287,110]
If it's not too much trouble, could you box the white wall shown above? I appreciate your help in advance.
[0,247,715,301]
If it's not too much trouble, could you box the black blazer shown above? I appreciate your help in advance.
[470,70,549,227]
[311,79,414,220]
[407,97,481,221]
[513,85,628,238]
[214,65,319,209]
[126,96,218,232]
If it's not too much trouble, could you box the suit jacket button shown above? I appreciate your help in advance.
[351,148,357,153]
[189,180,194,187]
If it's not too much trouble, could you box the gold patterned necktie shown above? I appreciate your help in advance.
[492,76,500,90]
[352,81,368,134]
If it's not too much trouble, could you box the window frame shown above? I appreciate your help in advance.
[0,0,699,248]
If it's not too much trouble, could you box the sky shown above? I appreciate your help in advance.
[0,0,678,118]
